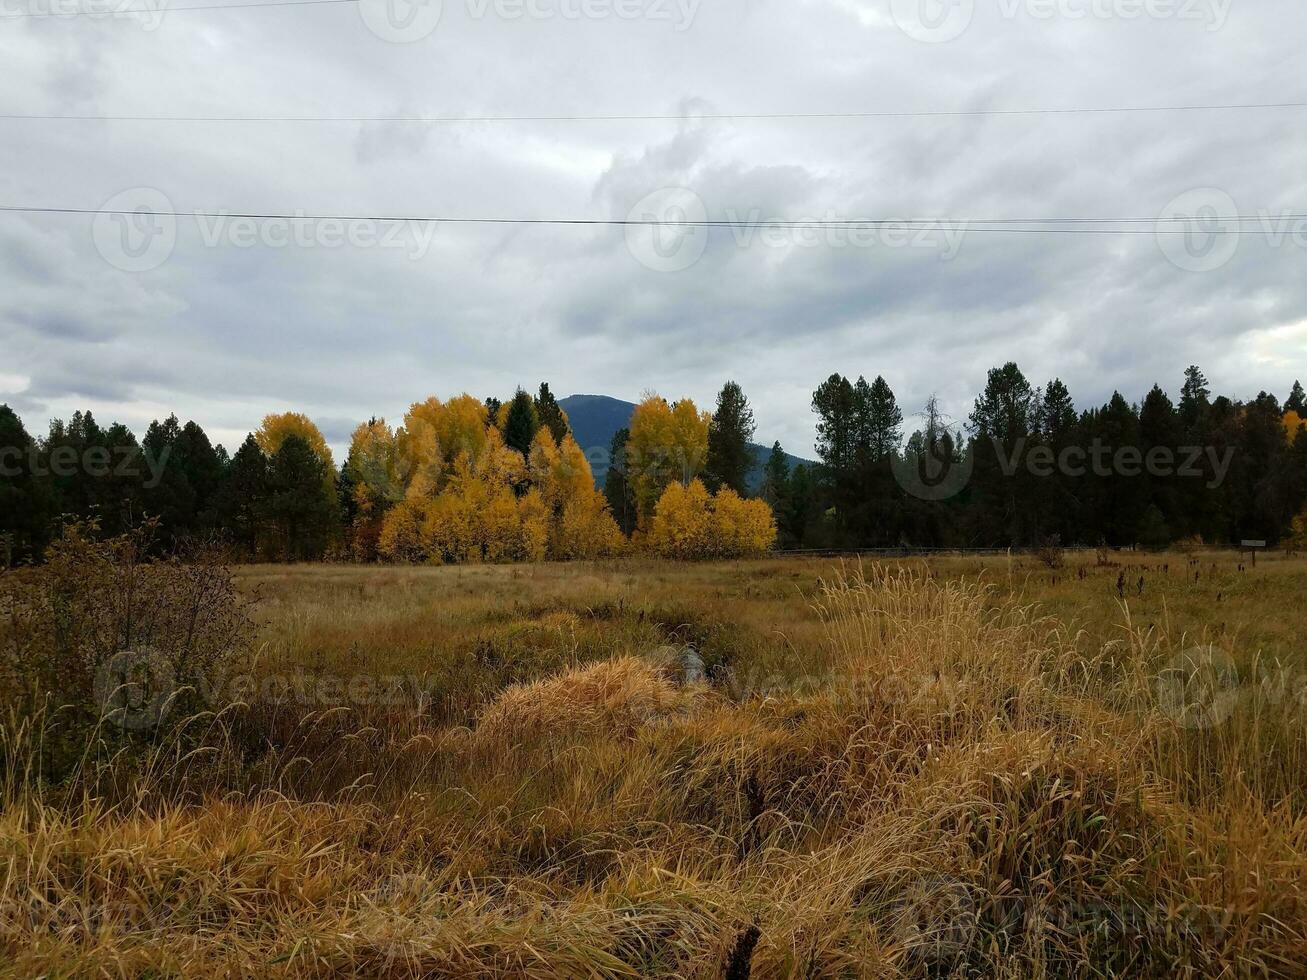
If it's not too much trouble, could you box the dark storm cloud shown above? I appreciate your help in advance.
[1,1,1305,459]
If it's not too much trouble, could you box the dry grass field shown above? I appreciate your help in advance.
[4,548,1307,977]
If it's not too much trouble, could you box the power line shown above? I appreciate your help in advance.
[0,0,353,17]
[4,101,1307,123]
[0,204,1289,233]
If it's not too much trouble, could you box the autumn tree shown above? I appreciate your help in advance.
[647,479,776,559]
[626,394,710,527]
[256,412,333,475]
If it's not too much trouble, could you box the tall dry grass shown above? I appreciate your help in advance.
[2,554,1305,976]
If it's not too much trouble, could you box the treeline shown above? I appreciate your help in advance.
[761,366,1307,551]
[0,383,775,565]
[3,367,1305,564]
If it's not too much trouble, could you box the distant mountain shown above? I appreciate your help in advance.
[560,394,814,492]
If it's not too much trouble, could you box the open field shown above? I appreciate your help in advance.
[4,550,1307,977]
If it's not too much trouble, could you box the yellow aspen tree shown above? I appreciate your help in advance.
[517,488,551,562]
[1285,411,1305,441]
[528,428,562,509]
[397,398,445,492]
[627,394,710,528]
[378,499,426,563]
[481,488,524,562]
[256,412,336,494]
[436,394,490,467]
[477,425,528,495]
[347,418,403,514]
[648,479,713,559]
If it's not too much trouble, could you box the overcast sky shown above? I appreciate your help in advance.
[2,0,1306,460]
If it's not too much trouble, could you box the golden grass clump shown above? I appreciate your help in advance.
[474,655,702,746]
[3,551,1307,976]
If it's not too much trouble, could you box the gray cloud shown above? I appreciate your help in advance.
[1,0,1305,461]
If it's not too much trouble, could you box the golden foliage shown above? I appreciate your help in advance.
[256,412,334,468]
[375,404,620,564]
[648,479,777,559]
[1285,410,1305,442]
[347,418,403,514]
[627,394,711,527]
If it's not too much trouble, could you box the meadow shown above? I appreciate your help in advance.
[3,547,1307,977]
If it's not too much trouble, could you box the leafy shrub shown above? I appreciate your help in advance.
[0,519,251,781]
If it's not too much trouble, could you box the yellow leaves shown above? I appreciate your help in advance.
[627,394,711,527]
[528,428,562,507]
[375,414,619,564]
[517,488,551,563]
[1285,411,1305,443]
[647,479,777,559]
[347,419,402,514]
[554,490,626,560]
[256,413,334,470]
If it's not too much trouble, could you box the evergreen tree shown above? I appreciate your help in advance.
[42,410,105,523]
[760,441,789,505]
[705,381,756,494]
[1138,384,1182,543]
[1179,365,1211,432]
[786,463,816,548]
[812,374,857,475]
[863,376,903,461]
[1032,379,1079,543]
[0,405,53,563]
[968,363,1037,545]
[211,434,269,558]
[759,442,793,546]
[266,435,336,560]
[484,396,503,422]
[140,415,200,543]
[503,389,539,457]
[1286,380,1306,415]
[603,427,637,536]
[534,383,570,444]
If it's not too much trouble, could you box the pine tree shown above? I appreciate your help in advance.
[534,383,570,444]
[212,434,269,558]
[603,427,636,536]
[760,442,789,505]
[968,363,1037,545]
[864,376,902,461]
[266,435,336,560]
[705,381,756,494]
[503,389,540,457]
[812,374,857,475]
[1286,380,1306,415]
[0,404,53,563]
[1179,365,1211,431]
